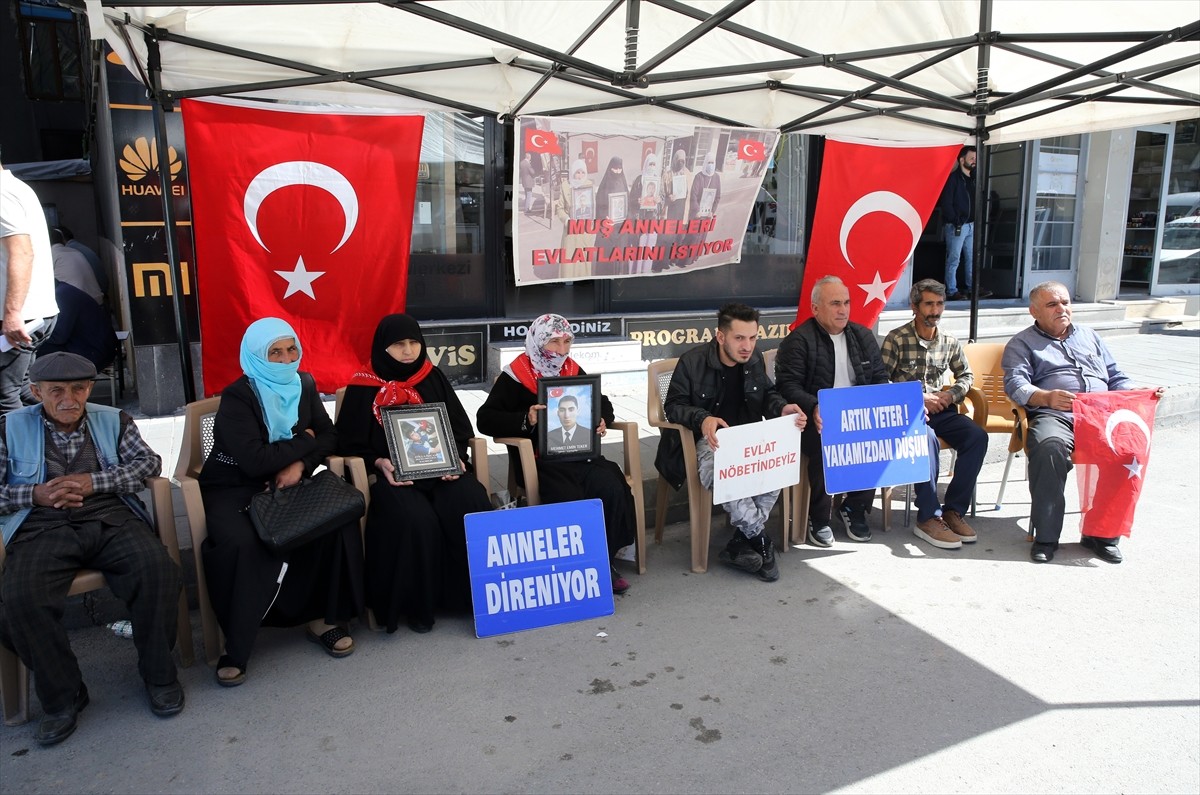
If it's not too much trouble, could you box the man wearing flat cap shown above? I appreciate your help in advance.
[0,352,184,746]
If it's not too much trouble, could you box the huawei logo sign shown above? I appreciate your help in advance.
[120,137,182,182]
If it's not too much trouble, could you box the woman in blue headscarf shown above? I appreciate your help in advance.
[199,318,364,687]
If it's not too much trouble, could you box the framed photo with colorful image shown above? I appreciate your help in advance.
[537,374,602,461]
[380,403,463,480]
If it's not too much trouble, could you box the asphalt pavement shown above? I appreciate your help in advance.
[1,328,1197,793]
[1,421,1196,794]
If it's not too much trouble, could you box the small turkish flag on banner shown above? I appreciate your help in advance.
[524,126,561,155]
[791,139,960,329]
[1072,389,1159,538]
[738,139,766,162]
[181,98,423,394]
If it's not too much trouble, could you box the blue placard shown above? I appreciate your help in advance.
[817,382,931,494]
[464,499,614,638]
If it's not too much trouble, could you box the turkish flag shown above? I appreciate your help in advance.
[738,139,766,161]
[791,139,960,329]
[581,140,598,173]
[181,98,423,394]
[524,126,561,155]
[1072,389,1159,538]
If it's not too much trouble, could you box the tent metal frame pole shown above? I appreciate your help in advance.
[634,0,754,79]
[384,0,617,84]
[990,22,1199,111]
[145,29,197,404]
[992,40,1200,104]
[969,0,994,343]
[506,0,623,120]
[144,28,491,114]
[781,44,968,131]
[996,54,1200,110]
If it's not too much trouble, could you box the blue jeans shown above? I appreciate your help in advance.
[913,409,990,521]
[943,222,973,295]
[0,315,57,412]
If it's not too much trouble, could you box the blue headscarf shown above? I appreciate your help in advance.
[239,317,302,443]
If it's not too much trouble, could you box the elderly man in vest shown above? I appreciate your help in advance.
[0,353,183,746]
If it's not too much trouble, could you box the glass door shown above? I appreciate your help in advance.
[1024,135,1087,297]
[1153,119,1200,295]
[1120,126,1172,294]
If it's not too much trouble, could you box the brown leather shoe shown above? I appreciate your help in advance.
[914,516,962,549]
[941,510,977,543]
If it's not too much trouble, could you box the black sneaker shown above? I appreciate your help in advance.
[807,524,834,548]
[717,531,763,574]
[840,504,872,542]
[752,535,780,582]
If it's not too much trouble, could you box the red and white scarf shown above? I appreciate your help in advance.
[348,359,434,425]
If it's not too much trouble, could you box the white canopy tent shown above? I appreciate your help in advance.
[82,0,1200,399]
[94,0,1199,143]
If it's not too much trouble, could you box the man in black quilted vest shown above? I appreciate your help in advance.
[775,276,890,547]
[0,352,183,746]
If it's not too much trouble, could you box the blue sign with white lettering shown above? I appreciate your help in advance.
[817,382,933,494]
[464,499,614,638]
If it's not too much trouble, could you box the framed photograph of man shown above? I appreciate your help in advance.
[572,186,594,220]
[537,375,602,461]
[607,193,627,223]
[380,403,463,480]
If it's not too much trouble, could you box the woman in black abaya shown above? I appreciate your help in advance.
[336,314,491,634]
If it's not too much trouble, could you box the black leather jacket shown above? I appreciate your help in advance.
[774,318,889,416]
[654,340,786,489]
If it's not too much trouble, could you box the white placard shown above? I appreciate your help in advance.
[417,201,432,224]
[712,414,802,504]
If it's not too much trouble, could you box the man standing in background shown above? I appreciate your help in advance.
[0,164,59,412]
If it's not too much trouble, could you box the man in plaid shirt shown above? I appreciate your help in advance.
[0,352,183,746]
[881,279,988,549]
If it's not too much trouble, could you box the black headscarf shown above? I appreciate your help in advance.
[336,313,476,466]
[370,313,428,381]
[595,156,629,220]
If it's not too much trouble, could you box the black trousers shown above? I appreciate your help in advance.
[0,518,181,713]
[801,425,874,527]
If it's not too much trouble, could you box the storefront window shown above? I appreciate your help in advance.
[1159,119,1200,287]
[1030,135,1084,273]
[405,113,489,318]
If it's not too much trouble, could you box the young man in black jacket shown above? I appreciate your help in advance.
[775,276,890,547]
[658,303,805,581]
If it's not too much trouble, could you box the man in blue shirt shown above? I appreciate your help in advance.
[1002,281,1157,564]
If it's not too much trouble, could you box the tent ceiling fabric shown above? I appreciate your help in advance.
[97,0,1199,143]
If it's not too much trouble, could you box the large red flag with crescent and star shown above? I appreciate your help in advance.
[792,138,960,329]
[181,98,424,394]
[1072,389,1159,538]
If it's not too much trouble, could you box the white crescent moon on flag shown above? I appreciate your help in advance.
[243,161,359,253]
[839,191,923,270]
[530,133,548,149]
[1103,408,1151,453]
[741,142,756,158]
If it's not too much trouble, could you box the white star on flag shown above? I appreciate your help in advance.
[1123,456,1142,479]
[858,270,896,306]
[275,256,326,299]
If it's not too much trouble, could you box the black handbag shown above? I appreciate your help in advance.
[248,469,366,553]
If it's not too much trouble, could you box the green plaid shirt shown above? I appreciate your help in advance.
[880,320,973,404]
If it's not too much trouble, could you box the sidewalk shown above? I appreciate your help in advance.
[1,330,1197,793]
[1,420,1196,793]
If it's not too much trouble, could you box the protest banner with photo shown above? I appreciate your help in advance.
[464,499,614,638]
[817,382,931,494]
[513,116,778,285]
[712,415,802,504]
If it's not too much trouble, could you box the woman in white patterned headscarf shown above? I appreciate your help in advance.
[477,314,637,595]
